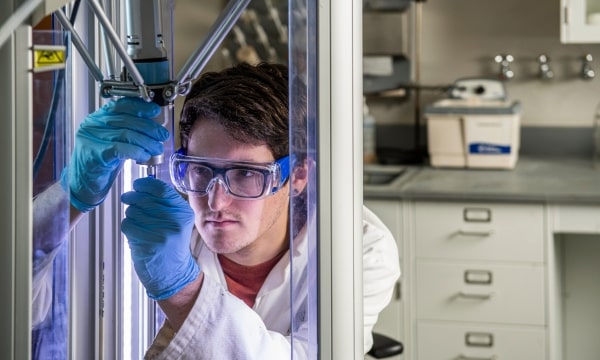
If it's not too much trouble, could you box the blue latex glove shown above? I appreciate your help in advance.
[61,97,170,212]
[121,177,200,300]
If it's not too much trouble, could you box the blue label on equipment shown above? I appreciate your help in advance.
[469,143,511,154]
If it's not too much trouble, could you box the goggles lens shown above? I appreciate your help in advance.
[170,152,291,199]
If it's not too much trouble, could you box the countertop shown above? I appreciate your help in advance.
[364,156,600,204]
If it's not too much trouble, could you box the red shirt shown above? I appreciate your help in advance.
[218,250,287,308]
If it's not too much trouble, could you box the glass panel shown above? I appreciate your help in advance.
[288,0,319,357]
[219,0,318,356]
[118,0,318,356]
[223,0,318,356]
[31,29,71,359]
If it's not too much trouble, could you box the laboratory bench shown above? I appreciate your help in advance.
[363,156,600,360]
[364,156,600,204]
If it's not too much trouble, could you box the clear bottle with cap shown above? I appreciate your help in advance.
[594,101,600,169]
[363,97,378,164]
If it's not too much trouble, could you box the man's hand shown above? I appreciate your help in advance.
[121,177,200,300]
[62,97,169,212]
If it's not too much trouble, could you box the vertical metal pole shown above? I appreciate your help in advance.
[0,2,16,354]
[14,25,33,360]
[0,23,34,360]
[413,0,423,161]
[69,5,101,359]
[318,0,363,358]
[0,3,14,355]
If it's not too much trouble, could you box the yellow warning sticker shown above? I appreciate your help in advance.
[33,45,67,72]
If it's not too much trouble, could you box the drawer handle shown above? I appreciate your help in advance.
[457,291,495,300]
[463,208,492,222]
[454,229,494,237]
[464,270,493,285]
[465,332,494,347]
[455,355,497,360]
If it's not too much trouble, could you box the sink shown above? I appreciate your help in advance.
[363,164,406,185]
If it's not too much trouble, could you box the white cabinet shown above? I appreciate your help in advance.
[365,191,600,359]
[364,199,548,359]
[561,0,600,43]
[412,201,547,360]
[364,199,405,360]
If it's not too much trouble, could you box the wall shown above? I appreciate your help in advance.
[364,0,600,160]
[365,0,600,128]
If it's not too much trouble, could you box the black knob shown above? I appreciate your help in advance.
[474,85,486,95]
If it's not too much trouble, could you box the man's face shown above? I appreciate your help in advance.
[185,118,290,266]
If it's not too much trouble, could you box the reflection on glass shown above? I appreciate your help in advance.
[289,0,319,357]
[31,29,71,359]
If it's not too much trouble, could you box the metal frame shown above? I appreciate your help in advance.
[16,25,34,360]
[317,0,363,358]
[0,21,34,358]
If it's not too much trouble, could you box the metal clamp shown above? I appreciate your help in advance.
[54,0,251,103]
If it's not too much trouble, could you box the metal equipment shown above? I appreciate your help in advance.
[64,0,251,178]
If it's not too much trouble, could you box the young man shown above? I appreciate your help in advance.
[61,62,399,358]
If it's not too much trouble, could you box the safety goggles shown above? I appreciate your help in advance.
[170,150,291,200]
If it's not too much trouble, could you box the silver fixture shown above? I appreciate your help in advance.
[538,54,554,80]
[581,54,595,80]
[494,54,514,81]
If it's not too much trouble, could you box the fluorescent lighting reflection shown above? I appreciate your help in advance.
[123,159,133,358]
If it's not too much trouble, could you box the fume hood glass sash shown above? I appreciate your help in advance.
[30,29,72,360]
[288,0,364,357]
[289,0,319,357]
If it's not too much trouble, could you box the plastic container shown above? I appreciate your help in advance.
[425,99,521,169]
[363,97,378,164]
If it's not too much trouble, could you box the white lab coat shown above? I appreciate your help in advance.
[146,205,401,360]
[31,182,70,328]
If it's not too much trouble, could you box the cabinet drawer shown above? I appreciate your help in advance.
[552,204,600,234]
[416,261,545,325]
[417,321,546,360]
[415,201,544,262]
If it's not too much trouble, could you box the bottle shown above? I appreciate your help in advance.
[363,97,378,164]
[594,102,600,169]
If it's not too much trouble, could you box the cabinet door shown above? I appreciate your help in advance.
[561,0,600,43]
[364,199,404,359]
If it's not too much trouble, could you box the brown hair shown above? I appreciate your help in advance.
[179,62,307,162]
